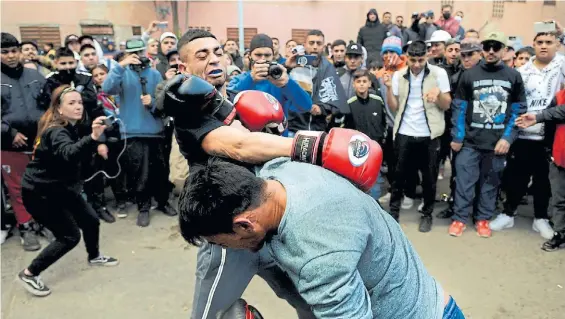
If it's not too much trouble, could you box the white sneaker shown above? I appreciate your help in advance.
[1,230,8,244]
[532,219,554,240]
[401,197,414,210]
[418,202,424,212]
[379,193,391,203]
[489,214,515,231]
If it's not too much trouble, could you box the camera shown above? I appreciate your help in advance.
[100,114,121,142]
[267,62,283,79]
[131,56,151,73]
[291,45,305,55]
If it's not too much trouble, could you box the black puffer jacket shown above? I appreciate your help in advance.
[357,9,388,63]
[1,64,46,151]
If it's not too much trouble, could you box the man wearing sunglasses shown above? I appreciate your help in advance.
[449,32,527,238]
[383,40,452,232]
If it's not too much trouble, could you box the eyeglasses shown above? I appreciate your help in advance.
[482,41,503,52]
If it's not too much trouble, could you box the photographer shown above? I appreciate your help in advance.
[102,38,177,227]
[18,85,118,297]
[227,34,312,136]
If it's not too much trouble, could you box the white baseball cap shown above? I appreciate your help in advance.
[426,30,452,43]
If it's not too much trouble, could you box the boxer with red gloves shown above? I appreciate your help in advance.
[160,29,383,319]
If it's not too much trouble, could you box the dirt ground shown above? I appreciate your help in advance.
[1,178,564,319]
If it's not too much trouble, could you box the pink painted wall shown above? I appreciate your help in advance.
[171,1,564,48]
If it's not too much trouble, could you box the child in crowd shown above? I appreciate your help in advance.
[344,69,387,201]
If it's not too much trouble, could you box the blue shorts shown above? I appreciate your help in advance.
[443,296,465,319]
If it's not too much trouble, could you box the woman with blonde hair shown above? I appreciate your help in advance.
[17,85,118,297]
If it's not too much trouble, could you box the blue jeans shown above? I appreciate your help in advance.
[369,172,385,200]
[443,296,465,318]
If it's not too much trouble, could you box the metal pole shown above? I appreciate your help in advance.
[238,0,244,52]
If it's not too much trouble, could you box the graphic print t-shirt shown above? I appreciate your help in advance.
[455,63,526,150]
[517,55,565,141]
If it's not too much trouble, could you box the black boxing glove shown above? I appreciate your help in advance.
[156,74,236,125]
[219,299,264,319]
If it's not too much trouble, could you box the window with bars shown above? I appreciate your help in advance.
[226,28,258,48]
[291,29,312,44]
[19,26,62,48]
[492,0,505,18]
[189,26,211,32]
[543,0,556,5]
[132,26,142,36]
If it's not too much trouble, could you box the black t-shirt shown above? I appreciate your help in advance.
[174,114,223,164]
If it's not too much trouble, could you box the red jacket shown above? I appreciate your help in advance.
[435,17,460,38]
[554,90,565,168]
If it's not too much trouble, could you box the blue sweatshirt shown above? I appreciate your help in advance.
[102,64,164,138]
[227,72,313,122]
[257,158,444,319]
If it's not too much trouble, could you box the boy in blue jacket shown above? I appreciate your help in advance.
[102,38,177,227]
[228,34,312,136]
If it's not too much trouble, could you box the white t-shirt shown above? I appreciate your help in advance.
[392,67,450,137]
[517,54,565,141]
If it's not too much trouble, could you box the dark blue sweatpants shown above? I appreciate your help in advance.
[453,147,506,224]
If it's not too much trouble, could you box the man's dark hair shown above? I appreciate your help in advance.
[286,39,297,46]
[441,4,452,10]
[369,60,383,71]
[178,28,217,53]
[114,51,126,62]
[55,47,75,59]
[533,31,558,41]
[78,35,94,45]
[79,44,96,54]
[383,11,392,16]
[1,32,20,49]
[353,69,371,81]
[45,43,54,49]
[396,15,404,20]
[20,41,39,50]
[225,38,238,45]
[307,29,324,38]
[466,29,479,35]
[516,46,535,57]
[271,37,279,42]
[332,39,346,48]
[179,157,266,245]
[407,41,428,57]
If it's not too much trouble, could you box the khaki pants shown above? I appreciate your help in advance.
[169,137,189,195]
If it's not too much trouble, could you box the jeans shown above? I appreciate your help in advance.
[369,172,385,200]
[550,163,565,233]
[22,188,100,275]
[0,151,33,225]
[453,147,506,224]
[443,296,465,318]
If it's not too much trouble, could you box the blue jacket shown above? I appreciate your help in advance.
[227,72,312,120]
[102,64,164,138]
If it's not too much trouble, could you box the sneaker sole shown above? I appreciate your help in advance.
[20,238,41,251]
[116,214,128,219]
[532,224,554,240]
[89,260,119,267]
[490,222,514,232]
[542,243,565,252]
[449,227,466,237]
[17,276,51,297]
[476,232,491,238]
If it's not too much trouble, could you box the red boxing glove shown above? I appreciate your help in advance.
[291,128,383,191]
[234,90,287,135]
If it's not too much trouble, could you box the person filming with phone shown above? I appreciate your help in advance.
[17,85,119,297]
[228,34,312,136]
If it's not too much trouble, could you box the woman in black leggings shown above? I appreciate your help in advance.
[17,85,118,297]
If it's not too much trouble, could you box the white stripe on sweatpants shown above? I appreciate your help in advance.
[201,247,227,319]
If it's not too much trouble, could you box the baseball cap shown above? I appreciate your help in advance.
[125,38,145,53]
[460,38,482,53]
[423,10,434,18]
[482,31,507,46]
[346,43,363,56]
[64,34,79,46]
[426,30,452,43]
[160,32,178,43]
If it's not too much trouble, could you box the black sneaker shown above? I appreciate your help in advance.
[137,211,150,227]
[418,215,433,233]
[157,203,178,217]
[97,207,116,224]
[20,230,41,251]
[542,232,565,252]
[115,203,128,219]
[17,270,51,297]
[89,255,119,266]
[436,206,454,219]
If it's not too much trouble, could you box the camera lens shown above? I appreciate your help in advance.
[268,63,283,79]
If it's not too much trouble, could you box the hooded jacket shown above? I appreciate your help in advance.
[357,9,388,63]
[1,64,46,151]
[452,61,527,150]
[543,90,565,168]
[102,63,164,138]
